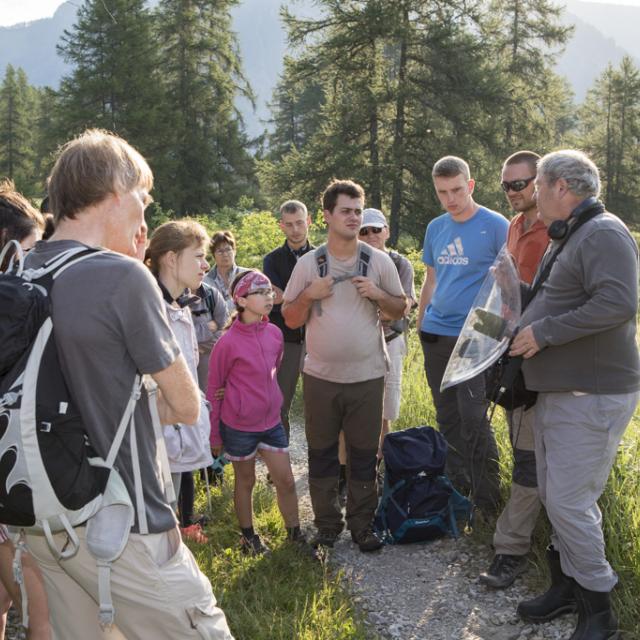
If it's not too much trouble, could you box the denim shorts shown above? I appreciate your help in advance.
[219,421,289,461]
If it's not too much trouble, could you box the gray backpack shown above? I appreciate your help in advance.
[313,242,373,316]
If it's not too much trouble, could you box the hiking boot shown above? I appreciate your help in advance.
[180,523,209,545]
[310,529,341,549]
[479,554,529,589]
[517,546,577,622]
[240,533,270,556]
[571,584,620,640]
[351,527,383,553]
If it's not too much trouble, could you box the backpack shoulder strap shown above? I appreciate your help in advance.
[357,242,373,277]
[315,245,329,277]
[200,282,216,315]
[22,247,105,289]
[388,250,402,272]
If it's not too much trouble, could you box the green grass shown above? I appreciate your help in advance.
[189,471,371,640]
[600,415,640,638]
[191,327,640,638]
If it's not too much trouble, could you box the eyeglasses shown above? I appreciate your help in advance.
[247,288,275,297]
[359,227,384,237]
[214,246,234,255]
[501,177,536,193]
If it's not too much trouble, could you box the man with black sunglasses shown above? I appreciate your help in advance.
[501,151,549,284]
[480,150,549,590]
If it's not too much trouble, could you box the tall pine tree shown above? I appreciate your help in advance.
[263,0,538,241]
[54,0,163,177]
[156,0,256,214]
[481,0,573,149]
[0,65,39,194]
[577,57,640,221]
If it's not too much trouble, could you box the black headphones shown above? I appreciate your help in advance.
[547,196,602,240]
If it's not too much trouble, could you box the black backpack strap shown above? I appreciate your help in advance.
[357,242,372,277]
[199,282,216,316]
[315,245,329,277]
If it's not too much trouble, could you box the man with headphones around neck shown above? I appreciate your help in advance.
[510,150,640,640]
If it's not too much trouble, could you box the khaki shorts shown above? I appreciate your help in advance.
[26,526,233,640]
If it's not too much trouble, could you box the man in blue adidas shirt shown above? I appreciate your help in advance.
[417,155,508,511]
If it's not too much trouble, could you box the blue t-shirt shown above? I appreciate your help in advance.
[421,207,508,336]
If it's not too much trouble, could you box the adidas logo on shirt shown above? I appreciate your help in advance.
[437,237,469,265]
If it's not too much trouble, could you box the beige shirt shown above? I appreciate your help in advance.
[283,242,404,383]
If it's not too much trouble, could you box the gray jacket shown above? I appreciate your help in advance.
[522,211,640,394]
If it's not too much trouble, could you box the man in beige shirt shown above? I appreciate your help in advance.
[283,179,406,552]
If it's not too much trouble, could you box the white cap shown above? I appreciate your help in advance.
[361,208,387,229]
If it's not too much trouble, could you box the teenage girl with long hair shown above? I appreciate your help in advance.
[207,269,304,554]
[145,220,213,543]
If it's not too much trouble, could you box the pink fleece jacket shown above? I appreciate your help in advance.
[207,317,284,447]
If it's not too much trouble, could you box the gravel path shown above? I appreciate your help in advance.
[280,421,577,640]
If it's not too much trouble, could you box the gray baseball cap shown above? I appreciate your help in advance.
[361,208,387,229]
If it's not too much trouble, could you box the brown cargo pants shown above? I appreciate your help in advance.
[303,373,384,536]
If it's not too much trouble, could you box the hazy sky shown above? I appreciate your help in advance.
[2,0,640,27]
[0,0,68,27]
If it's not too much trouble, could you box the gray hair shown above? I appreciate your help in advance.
[279,199,308,217]
[537,150,600,199]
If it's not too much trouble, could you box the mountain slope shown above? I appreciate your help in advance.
[1,0,640,134]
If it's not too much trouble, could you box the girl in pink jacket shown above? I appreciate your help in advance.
[207,269,304,554]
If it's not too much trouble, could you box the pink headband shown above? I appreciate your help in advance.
[233,271,271,302]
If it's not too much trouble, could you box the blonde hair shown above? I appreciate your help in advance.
[48,129,153,224]
[145,220,209,275]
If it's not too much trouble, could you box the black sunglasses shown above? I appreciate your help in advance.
[359,227,384,237]
[501,176,536,193]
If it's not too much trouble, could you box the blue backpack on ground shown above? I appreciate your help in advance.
[374,426,472,544]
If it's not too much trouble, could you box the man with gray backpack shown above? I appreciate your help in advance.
[4,130,232,639]
[282,180,406,553]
